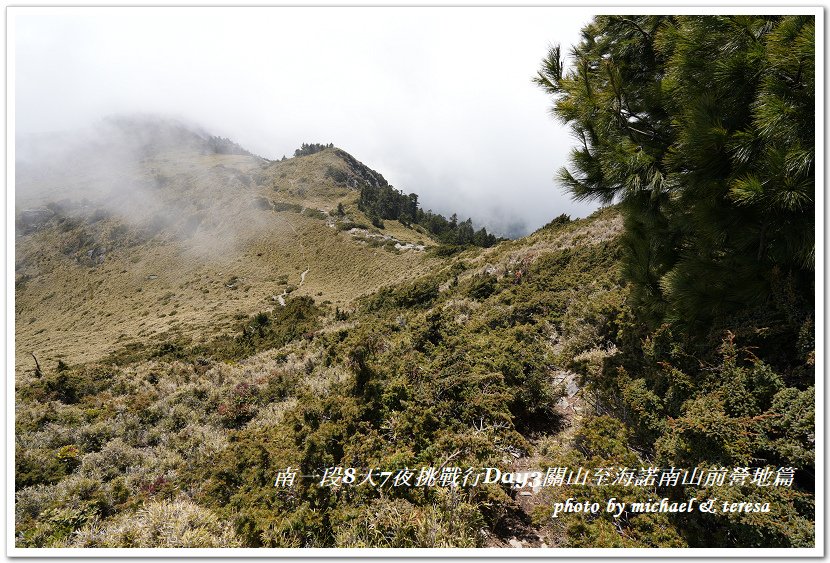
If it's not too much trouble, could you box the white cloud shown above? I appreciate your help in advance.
[13,7,599,236]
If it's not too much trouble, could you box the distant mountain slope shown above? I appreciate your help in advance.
[15,185,625,547]
[15,118,443,373]
[15,116,645,550]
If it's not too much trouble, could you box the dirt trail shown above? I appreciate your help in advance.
[492,370,584,549]
[274,210,310,306]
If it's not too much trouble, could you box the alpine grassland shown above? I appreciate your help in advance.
[14,13,815,549]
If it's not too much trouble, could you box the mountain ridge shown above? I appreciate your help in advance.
[15,120,456,373]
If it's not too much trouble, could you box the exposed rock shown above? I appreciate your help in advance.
[17,208,54,235]
[334,149,389,190]
[553,370,581,414]
[86,246,107,264]
[394,242,426,252]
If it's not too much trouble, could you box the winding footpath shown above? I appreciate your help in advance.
[274,206,311,307]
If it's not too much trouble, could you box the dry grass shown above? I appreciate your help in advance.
[15,149,440,374]
[463,207,623,280]
[65,497,241,548]
[15,140,628,549]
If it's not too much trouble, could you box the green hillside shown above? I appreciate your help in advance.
[14,72,815,550]
[15,166,623,546]
[15,124,444,374]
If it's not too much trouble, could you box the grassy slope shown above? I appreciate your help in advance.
[15,149,440,374]
[14,134,814,549]
[15,204,627,547]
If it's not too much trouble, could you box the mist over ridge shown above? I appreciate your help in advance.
[14,8,600,238]
[16,114,553,239]
[12,11,816,551]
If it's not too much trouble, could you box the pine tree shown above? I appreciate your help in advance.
[536,15,814,332]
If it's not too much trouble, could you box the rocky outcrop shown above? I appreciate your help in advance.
[17,208,54,235]
[333,149,389,190]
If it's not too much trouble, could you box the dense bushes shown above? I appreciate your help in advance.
[365,279,440,311]
[536,14,814,333]
[531,14,815,547]
[197,319,537,545]
[294,143,334,157]
[68,498,241,547]
[20,365,116,405]
[14,198,813,548]
[548,317,816,547]
[102,297,322,366]
[357,183,498,247]
[191,227,629,547]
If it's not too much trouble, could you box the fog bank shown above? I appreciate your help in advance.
[14,7,600,236]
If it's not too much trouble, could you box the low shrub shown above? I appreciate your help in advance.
[67,498,241,547]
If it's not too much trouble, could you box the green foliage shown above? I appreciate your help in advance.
[102,298,322,366]
[55,445,82,470]
[20,365,116,404]
[192,243,624,546]
[15,114,814,550]
[16,446,73,490]
[69,498,242,547]
[357,183,498,247]
[465,274,498,301]
[365,278,440,311]
[294,142,334,157]
[333,494,485,547]
[534,19,815,545]
[212,296,321,360]
[18,504,100,547]
[540,213,572,230]
[302,208,328,220]
[537,15,815,333]
[273,201,304,213]
[576,322,815,546]
[429,244,466,258]
[200,425,306,546]
[762,386,815,470]
[535,415,686,548]
[336,221,370,232]
[656,394,756,466]
[573,415,639,466]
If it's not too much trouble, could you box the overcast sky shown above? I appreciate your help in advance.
[13,7,598,237]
